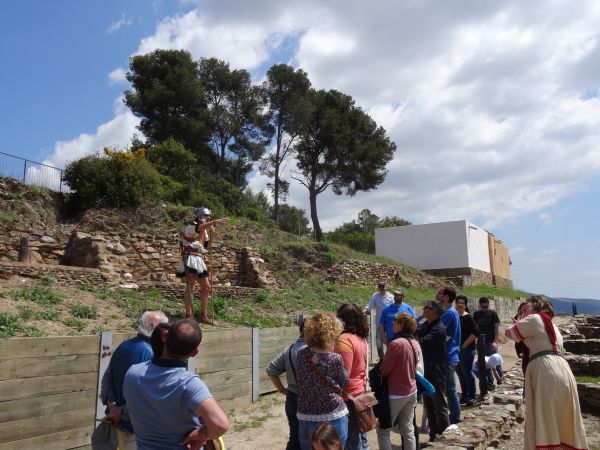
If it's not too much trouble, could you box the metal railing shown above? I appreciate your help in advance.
[0,151,65,191]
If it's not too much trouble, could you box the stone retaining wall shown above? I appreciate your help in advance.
[427,367,525,450]
[577,383,600,414]
[0,260,106,285]
[326,260,441,287]
[137,281,259,300]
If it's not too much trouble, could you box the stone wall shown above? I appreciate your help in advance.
[577,383,600,414]
[0,227,277,288]
[559,315,600,375]
[426,367,525,450]
[326,260,441,288]
[424,267,495,288]
[465,296,524,323]
[0,260,106,285]
[137,281,259,301]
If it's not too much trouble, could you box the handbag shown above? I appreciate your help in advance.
[204,437,226,450]
[304,347,378,433]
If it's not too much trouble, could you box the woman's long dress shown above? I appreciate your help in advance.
[507,314,588,450]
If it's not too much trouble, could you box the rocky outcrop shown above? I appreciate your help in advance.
[578,383,600,414]
[427,368,525,450]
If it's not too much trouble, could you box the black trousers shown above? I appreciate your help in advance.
[423,388,449,438]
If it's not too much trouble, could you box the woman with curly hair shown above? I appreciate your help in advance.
[297,311,349,450]
[505,296,588,450]
[335,303,370,450]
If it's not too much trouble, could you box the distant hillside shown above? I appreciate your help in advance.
[550,297,600,315]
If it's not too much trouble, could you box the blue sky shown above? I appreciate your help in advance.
[1,0,600,299]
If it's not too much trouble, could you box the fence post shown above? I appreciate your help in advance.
[477,334,488,399]
[252,327,260,402]
[96,332,113,426]
[22,159,27,183]
[187,352,197,374]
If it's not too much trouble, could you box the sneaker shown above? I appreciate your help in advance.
[465,399,476,406]
[419,426,430,434]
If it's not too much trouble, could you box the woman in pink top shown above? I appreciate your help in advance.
[335,303,370,450]
[376,313,420,450]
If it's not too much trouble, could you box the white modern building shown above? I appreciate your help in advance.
[375,219,512,287]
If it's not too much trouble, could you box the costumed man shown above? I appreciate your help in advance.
[176,207,228,325]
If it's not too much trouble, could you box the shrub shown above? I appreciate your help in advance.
[64,318,85,331]
[63,148,163,210]
[0,312,21,339]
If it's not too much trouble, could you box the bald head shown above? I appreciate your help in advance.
[165,319,203,358]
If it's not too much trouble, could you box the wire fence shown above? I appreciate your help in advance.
[0,151,65,191]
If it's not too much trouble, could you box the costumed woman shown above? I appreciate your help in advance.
[176,207,227,325]
[505,295,588,450]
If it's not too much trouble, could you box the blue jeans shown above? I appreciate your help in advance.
[445,362,461,424]
[375,327,385,360]
[345,400,370,450]
[456,347,476,401]
[285,392,300,450]
[298,415,348,450]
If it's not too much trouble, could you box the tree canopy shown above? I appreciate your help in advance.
[293,89,396,241]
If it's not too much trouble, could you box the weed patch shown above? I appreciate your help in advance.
[0,312,22,339]
[64,318,85,331]
[70,304,98,319]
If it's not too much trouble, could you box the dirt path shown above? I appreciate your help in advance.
[224,340,521,450]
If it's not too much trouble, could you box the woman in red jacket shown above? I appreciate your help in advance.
[376,313,420,450]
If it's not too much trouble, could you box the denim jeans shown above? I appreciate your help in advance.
[285,392,300,450]
[345,404,370,450]
[375,327,385,360]
[456,347,476,401]
[445,362,461,424]
[298,415,348,450]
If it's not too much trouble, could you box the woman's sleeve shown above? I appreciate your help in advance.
[334,334,354,375]
[333,354,349,388]
[506,314,538,342]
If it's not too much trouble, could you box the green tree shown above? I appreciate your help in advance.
[260,64,311,223]
[379,216,412,228]
[124,50,211,164]
[293,89,396,241]
[276,203,311,236]
[145,138,197,184]
[357,209,380,233]
[198,58,274,187]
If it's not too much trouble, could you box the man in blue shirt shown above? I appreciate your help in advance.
[379,288,416,345]
[101,310,168,449]
[436,286,461,424]
[364,281,394,359]
[124,318,230,450]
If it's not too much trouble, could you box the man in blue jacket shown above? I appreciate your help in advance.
[436,286,461,424]
[101,311,168,449]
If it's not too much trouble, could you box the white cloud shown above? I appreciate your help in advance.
[44,101,140,169]
[108,67,127,85]
[108,15,134,34]
[53,1,600,237]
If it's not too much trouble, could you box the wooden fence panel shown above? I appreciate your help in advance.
[0,426,93,450]
[0,354,98,381]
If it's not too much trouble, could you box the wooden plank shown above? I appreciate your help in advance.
[0,426,93,450]
[259,327,298,340]
[0,372,97,402]
[0,354,98,381]
[0,408,94,444]
[0,336,99,360]
[200,340,252,358]
[260,379,279,394]
[202,328,252,345]
[202,368,252,388]
[218,394,252,414]
[259,352,284,367]
[0,390,96,423]
[196,354,252,374]
[210,381,252,401]
[96,332,112,422]
[259,338,297,353]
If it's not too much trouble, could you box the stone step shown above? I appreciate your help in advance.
[563,339,600,355]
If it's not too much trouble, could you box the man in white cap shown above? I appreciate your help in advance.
[364,281,393,359]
